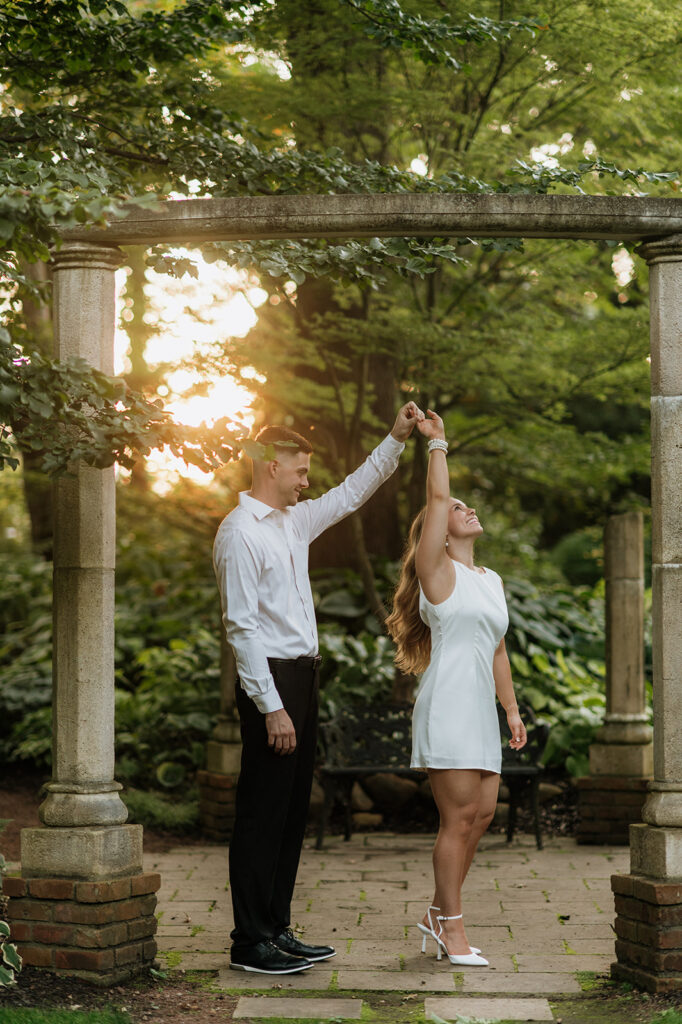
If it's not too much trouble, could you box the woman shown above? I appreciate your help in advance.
[386,409,527,967]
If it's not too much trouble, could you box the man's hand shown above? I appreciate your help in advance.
[391,401,424,442]
[265,708,297,755]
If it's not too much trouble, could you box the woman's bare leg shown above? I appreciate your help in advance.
[421,772,499,947]
[461,771,499,880]
[423,768,482,955]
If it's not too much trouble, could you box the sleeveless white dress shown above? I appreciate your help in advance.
[411,560,508,773]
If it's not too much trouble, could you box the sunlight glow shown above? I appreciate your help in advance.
[115,252,267,492]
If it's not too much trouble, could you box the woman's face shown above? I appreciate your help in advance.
[448,497,484,539]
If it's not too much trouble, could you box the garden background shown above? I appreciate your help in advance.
[1,0,680,839]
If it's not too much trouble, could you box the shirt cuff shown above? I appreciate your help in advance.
[251,687,285,714]
[382,433,406,455]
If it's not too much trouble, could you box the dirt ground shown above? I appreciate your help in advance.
[0,965,241,1023]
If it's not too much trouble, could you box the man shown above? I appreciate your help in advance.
[213,402,422,975]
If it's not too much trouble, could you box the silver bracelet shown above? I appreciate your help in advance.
[427,438,448,454]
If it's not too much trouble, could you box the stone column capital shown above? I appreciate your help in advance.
[637,233,682,265]
[51,240,123,273]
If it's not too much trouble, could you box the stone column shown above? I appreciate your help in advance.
[197,627,242,840]
[611,235,682,993]
[578,512,653,844]
[8,243,159,984]
[591,510,652,773]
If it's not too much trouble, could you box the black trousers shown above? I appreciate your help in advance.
[229,656,320,949]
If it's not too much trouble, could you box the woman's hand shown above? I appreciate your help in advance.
[507,708,527,750]
[417,408,446,441]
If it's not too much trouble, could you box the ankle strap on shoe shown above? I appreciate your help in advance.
[437,914,463,921]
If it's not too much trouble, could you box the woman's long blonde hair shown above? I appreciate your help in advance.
[385,506,432,675]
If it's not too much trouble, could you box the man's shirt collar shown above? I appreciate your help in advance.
[238,491,286,521]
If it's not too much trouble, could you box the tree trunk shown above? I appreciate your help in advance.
[121,246,157,491]
[18,260,53,557]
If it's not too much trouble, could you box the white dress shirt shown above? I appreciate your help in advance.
[213,434,405,713]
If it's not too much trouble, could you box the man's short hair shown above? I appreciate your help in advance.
[254,425,313,456]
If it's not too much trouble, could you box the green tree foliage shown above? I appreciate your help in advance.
[1,0,678,487]
[209,0,679,575]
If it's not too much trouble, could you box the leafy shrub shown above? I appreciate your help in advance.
[121,787,199,833]
[550,526,604,586]
[318,629,396,716]
[0,553,52,764]
[504,578,610,776]
[0,484,223,793]
[0,854,22,987]
[115,631,220,790]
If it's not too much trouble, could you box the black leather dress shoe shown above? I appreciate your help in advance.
[230,939,313,974]
[273,928,336,962]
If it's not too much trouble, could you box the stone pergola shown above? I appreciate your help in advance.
[5,194,682,990]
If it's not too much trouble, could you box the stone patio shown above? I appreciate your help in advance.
[148,830,628,1019]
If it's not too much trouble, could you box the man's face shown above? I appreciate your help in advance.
[272,450,311,507]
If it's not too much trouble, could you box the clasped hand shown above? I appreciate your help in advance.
[265,708,297,755]
[391,400,425,441]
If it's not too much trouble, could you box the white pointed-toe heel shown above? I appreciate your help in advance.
[435,914,488,967]
[417,905,481,956]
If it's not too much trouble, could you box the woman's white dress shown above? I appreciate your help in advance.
[411,560,508,773]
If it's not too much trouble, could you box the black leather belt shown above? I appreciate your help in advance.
[268,655,322,669]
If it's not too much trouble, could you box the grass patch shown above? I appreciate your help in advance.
[0,1012,130,1024]
[157,949,183,969]
[120,787,198,833]
[651,1012,682,1024]
[576,969,601,990]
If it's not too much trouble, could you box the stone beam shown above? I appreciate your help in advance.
[62,194,682,246]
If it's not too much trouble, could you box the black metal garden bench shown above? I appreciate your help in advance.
[316,700,549,850]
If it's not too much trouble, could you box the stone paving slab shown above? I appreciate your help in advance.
[164,951,227,970]
[459,971,582,993]
[335,969,457,991]
[514,953,612,972]
[425,996,554,1021]
[234,996,363,1019]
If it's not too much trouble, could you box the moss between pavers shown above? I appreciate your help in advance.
[209,985,682,1024]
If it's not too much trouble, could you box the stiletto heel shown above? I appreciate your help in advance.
[435,915,488,967]
[417,904,481,956]
[417,904,440,954]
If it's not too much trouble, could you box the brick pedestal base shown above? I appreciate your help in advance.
[576,776,650,844]
[197,769,236,842]
[611,874,682,993]
[2,872,160,985]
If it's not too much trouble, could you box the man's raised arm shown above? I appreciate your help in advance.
[301,401,422,543]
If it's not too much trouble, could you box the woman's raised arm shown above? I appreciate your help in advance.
[415,410,455,605]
